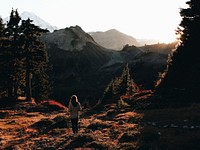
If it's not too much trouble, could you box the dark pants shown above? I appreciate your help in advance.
[71,118,78,133]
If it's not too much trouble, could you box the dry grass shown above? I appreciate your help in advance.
[0,101,200,149]
[114,111,143,122]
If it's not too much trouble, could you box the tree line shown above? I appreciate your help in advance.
[0,9,51,101]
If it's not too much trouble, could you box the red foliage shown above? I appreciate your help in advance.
[40,100,67,110]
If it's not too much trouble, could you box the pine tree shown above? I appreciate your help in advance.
[0,9,51,101]
[120,64,139,96]
[0,9,22,98]
[103,64,139,102]
[0,17,6,98]
[19,18,50,101]
[0,17,4,36]
[155,0,200,104]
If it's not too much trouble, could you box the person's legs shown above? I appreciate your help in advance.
[71,118,76,134]
[74,118,78,133]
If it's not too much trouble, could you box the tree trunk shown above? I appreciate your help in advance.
[7,77,14,98]
[25,57,32,101]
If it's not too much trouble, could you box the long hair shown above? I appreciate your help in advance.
[70,95,78,107]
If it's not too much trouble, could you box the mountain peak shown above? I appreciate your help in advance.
[42,25,97,51]
[90,29,140,50]
[3,11,58,32]
[107,29,119,32]
[21,11,36,16]
[20,11,58,32]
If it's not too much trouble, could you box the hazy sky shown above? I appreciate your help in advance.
[0,0,187,43]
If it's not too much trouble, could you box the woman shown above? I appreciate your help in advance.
[68,95,82,134]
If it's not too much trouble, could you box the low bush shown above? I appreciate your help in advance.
[87,120,112,130]
[119,142,137,150]
[52,115,69,128]
[31,118,55,131]
[87,141,115,149]
[66,133,95,148]
[119,130,140,143]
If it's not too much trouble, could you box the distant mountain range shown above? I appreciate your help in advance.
[3,11,159,46]
[89,29,140,50]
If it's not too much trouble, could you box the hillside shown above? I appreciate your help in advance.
[1,100,200,149]
[140,42,178,54]
[37,25,176,106]
[41,26,113,103]
[90,29,140,50]
[42,26,98,51]
[41,26,175,104]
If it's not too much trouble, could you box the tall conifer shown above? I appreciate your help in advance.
[156,0,200,104]
[20,18,50,101]
[0,9,51,101]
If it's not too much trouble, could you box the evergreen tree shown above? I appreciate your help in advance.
[155,0,200,104]
[0,17,4,36]
[103,79,114,99]
[0,9,22,98]
[120,64,139,96]
[19,18,50,101]
[0,17,6,98]
[103,64,139,101]
[0,9,51,101]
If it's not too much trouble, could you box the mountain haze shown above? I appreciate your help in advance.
[89,29,140,50]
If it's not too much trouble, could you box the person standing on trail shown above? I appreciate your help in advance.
[68,95,82,134]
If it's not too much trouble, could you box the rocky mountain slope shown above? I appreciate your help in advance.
[42,25,100,51]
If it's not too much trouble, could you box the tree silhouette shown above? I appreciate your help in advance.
[103,64,139,102]
[0,17,6,98]
[20,18,50,101]
[0,9,22,98]
[155,0,200,105]
[0,17,4,36]
[0,9,51,101]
